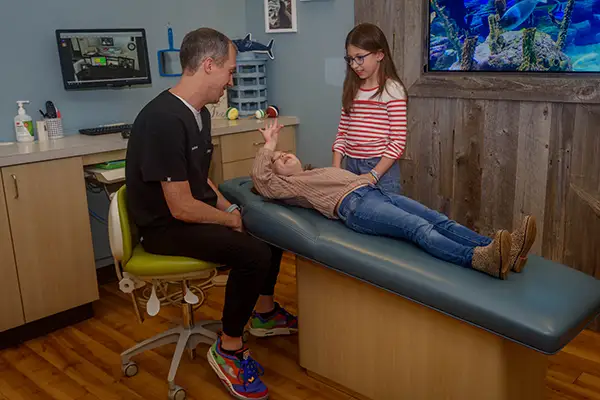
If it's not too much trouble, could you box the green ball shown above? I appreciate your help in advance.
[226,107,239,120]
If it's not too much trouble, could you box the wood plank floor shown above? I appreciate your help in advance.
[1,252,600,400]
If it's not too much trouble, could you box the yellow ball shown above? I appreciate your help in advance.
[226,107,239,120]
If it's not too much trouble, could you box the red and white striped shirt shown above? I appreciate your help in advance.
[333,79,407,160]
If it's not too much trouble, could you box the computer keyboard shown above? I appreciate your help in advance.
[79,123,132,136]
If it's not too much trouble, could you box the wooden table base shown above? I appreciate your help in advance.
[296,257,547,400]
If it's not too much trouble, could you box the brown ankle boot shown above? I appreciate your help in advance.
[509,215,537,273]
[472,230,511,279]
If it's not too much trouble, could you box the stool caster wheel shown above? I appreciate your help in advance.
[168,385,186,400]
[122,361,138,377]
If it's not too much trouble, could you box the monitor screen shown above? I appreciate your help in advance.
[426,0,600,73]
[56,29,152,89]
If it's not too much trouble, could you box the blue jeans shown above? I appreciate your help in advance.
[345,157,402,194]
[337,186,492,267]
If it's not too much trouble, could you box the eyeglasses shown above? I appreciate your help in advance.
[344,52,372,66]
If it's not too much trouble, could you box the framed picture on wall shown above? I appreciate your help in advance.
[265,0,297,33]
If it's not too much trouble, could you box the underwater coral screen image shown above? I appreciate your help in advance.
[428,0,600,72]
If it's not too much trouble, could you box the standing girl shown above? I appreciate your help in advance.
[332,23,407,194]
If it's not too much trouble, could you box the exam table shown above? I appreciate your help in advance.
[219,177,600,400]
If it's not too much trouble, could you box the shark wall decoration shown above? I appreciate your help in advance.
[232,33,275,60]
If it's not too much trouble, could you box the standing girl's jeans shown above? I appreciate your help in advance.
[337,186,492,267]
[345,156,402,194]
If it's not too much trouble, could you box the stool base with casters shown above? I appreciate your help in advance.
[120,281,222,400]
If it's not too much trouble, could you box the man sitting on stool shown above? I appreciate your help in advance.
[125,27,297,400]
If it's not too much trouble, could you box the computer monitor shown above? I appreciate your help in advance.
[56,28,152,90]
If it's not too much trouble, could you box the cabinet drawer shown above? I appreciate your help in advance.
[82,149,126,166]
[220,126,296,163]
[223,159,254,181]
[222,141,296,181]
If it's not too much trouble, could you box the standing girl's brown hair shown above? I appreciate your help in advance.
[342,23,404,113]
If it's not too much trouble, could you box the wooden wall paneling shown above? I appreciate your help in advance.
[513,102,552,255]
[571,105,600,196]
[560,104,600,331]
[565,105,600,333]
[564,190,600,332]
[402,0,423,88]
[354,0,408,86]
[399,155,417,200]
[431,97,457,216]
[543,103,576,262]
[404,97,435,208]
[563,105,600,280]
[452,99,485,232]
[479,101,520,237]
[391,0,404,73]
[400,97,425,199]
[402,97,457,214]
[354,0,400,54]
[410,76,600,104]
[564,189,600,278]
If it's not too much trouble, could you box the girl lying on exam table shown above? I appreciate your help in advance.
[250,120,537,280]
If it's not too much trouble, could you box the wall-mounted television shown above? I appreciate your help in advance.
[427,0,600,72]
[56,28,152,89]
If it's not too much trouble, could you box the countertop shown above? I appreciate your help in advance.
[0,116,299,168]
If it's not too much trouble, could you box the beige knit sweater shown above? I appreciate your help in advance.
[251,147,372,219]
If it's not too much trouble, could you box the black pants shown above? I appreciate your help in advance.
[140,222,283,337]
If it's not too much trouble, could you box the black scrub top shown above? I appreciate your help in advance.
[125,90,217,232]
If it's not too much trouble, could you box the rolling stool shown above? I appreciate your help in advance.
[108,185,226,400]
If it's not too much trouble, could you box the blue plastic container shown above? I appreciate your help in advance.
[228,53,269,116]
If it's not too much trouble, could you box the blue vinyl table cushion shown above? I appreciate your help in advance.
[219,177,600,355]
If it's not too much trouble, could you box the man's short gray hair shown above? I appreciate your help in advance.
[180,28,232,73]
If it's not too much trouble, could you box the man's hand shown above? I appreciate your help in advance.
[259,119,284,150]
[231,209,243,233]
[206,178,244,232]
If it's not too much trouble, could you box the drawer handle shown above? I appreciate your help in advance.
[11,174,18,199]
[253,141,265,146]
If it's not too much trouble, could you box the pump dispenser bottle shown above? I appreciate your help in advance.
[14,101,34,143]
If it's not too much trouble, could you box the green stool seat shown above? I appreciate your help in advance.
[109,185,221,277]
[125,244,219,276]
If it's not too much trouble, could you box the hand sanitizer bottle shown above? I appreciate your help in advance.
[14,101,34,143]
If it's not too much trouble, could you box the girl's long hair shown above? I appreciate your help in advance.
[342,23,404,113]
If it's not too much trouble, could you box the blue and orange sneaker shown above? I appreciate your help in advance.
[207,336,269,400]
[248,302,298,337]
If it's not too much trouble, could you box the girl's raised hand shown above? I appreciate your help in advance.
[259,119,284,145]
